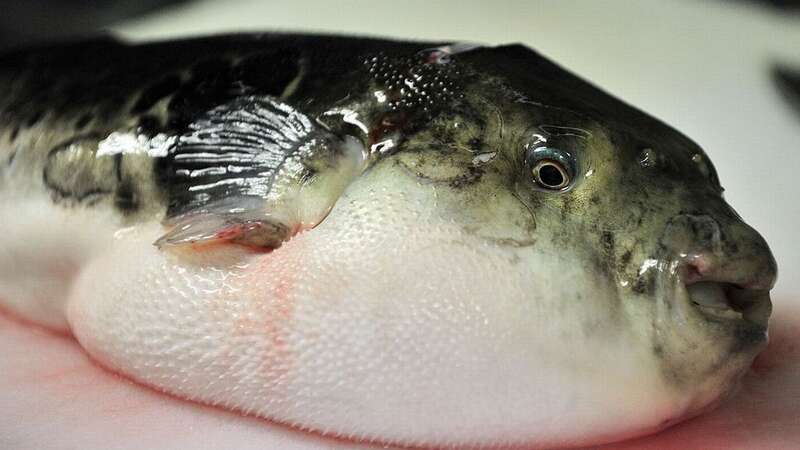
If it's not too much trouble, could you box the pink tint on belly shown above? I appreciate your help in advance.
[0,309,388,450]
[234,236,308,379]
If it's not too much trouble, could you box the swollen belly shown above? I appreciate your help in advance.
[2,300,799,450]
[1,191,797,449]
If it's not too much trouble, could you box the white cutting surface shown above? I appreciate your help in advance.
[114,0,800,300]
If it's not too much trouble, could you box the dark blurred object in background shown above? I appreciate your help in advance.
[773,65,800,121]
[739,0,800,9]
[0,0,190,50]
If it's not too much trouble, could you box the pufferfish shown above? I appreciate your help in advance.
[0,33,777,449]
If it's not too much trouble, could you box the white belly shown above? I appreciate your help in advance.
[0,178,686,448]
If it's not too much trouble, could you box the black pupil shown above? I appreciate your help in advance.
[539,164,565,187]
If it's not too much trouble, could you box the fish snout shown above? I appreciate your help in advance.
[662,213,777,328]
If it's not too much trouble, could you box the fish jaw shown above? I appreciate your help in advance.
[64,169,699,449]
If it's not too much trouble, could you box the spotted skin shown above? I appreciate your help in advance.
[0,35,455,222]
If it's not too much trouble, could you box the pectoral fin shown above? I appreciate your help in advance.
[155,96,365,250]
[154,198,293,250]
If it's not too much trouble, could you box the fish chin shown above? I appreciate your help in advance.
[638,261,768,425]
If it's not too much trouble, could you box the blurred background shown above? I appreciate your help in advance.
[1,0,798,299]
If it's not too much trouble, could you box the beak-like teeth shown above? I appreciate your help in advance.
[687,281,729,309]
[686,281,772,328]
[729,286,772,328]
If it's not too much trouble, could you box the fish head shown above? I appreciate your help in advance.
[313,43,778,442]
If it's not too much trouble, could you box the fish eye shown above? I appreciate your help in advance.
[525,146,576,191]
[532,160,569,189]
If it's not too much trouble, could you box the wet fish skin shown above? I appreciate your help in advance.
[0,34,418,219]
[0,34,777,448]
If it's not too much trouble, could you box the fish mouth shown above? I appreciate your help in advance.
[685,280,772,330]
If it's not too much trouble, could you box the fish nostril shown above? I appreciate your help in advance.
[682,252,714,284]
[685,263,703,284]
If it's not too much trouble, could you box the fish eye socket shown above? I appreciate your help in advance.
[532,160,570,190]
[525,146,576,191]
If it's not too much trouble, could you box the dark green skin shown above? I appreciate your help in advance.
[0,33,777,392]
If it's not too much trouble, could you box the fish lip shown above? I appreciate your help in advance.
[682,278,772,333]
